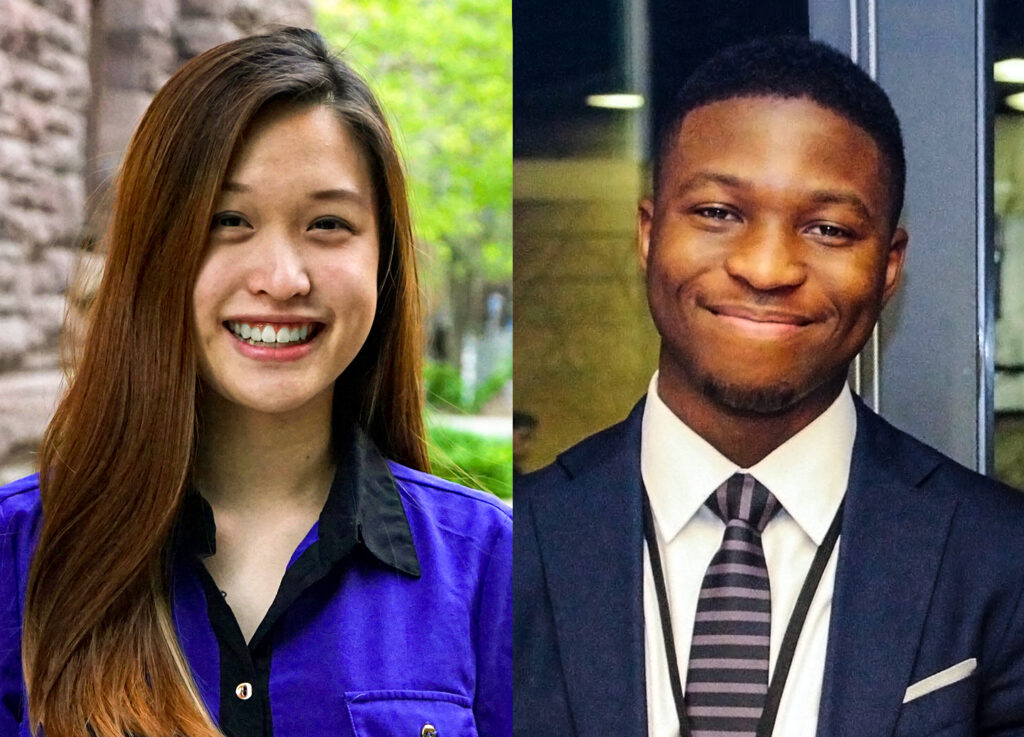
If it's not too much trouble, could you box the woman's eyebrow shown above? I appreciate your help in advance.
[309,188,370,207]
[219,181,370,208]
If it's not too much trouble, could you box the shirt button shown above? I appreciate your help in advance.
[235,682,252,700]
[421,724,437,737]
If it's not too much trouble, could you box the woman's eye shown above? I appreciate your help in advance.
[310,217,352,232]
[211,212,248,229]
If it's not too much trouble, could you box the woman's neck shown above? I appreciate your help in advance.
[193,387,336,513]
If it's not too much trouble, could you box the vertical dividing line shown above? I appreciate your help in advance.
[849,0,862,396]
[624,0,649,162]
[867,0,880,410]
[849,0,859,64]
[867,0,878,78]
[976,0,991,472]
[870,331,880,409]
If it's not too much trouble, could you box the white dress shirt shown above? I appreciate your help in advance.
[642,372,855,737]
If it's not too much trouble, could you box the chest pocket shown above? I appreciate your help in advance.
[893,671,976,737]
[345,690,478,737]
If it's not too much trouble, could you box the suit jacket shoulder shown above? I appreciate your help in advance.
[514,400,647,737]
[517,401,644,497]
[821,400,1024,737]
[854,397,1024,517]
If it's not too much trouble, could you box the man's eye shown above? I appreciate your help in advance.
[211,212,248,229]
[310,217,352,232]
[695,207,736,220]
[808,224,852,239]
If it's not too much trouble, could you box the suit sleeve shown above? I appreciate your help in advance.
[980,569,1024,736]
[513,492,576,737]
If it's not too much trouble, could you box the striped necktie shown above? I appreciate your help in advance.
[685,473,780,736]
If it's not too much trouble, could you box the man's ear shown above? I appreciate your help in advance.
[638,199,654,274]
[882,226,909,305]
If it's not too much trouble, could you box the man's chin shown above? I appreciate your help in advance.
[700,376,800,416]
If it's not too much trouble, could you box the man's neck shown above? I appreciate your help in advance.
[655,364,847,469]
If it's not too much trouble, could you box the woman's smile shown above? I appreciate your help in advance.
[224,320,326,362]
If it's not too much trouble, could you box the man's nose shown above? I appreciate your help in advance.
[723,223,807,291]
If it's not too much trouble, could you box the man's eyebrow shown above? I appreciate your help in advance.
[675,171,746,193]
[808,190,873,220]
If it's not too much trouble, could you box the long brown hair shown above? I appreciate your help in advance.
[24,27,427,737]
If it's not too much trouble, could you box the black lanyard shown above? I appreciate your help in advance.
[642,488,845,737]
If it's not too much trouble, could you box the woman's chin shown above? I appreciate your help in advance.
[206,381,334,417]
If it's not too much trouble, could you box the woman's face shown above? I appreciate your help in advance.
[192,104,380,415]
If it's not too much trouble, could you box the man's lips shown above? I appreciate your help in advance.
[703,302,816,336]
[706,303,814,325]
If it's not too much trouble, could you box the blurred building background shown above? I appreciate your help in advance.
[0,0,512,496]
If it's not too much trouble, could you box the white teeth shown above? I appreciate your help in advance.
[227,321,317,346]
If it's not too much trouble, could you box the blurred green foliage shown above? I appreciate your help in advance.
[317,0,512,283]
[424,360,511,413]
[317,1,512,500]
[426,419,512,499]
[423,360,464,410]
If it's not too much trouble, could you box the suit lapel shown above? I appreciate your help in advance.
[817,403,958,737]
[531,403,647,737]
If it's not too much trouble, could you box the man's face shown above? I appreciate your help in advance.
[639,95,907,416]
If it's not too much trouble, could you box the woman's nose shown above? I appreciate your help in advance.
[246,233,311,300]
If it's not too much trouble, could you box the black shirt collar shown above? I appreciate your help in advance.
[178,423,420,577]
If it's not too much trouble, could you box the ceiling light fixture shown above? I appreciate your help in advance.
[995,58,1024,83]
[585,93,645,110]
[1005,91,1024,111]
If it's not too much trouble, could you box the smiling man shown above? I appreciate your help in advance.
[514,37,1024,737]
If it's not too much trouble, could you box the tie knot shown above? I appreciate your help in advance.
[705,473,780,532]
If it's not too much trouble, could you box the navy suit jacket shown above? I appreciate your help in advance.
[514,397,1024,736]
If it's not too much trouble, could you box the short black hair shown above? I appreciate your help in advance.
[654,36,905,228]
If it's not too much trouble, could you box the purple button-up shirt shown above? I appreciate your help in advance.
[0,428,512,737]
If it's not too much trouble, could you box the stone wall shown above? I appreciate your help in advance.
[0,0,314,483]
[91,0,315,203]
[0,0,91,483]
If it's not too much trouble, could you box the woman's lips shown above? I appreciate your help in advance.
[224,322,323,362]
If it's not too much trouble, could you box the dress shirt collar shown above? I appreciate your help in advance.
[641,372,855,546]
[177,421,421,577]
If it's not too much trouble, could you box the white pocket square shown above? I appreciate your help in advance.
[903,658,977,704]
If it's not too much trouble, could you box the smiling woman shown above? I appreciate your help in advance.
[193,104,380,420]
[0,28,510,737]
